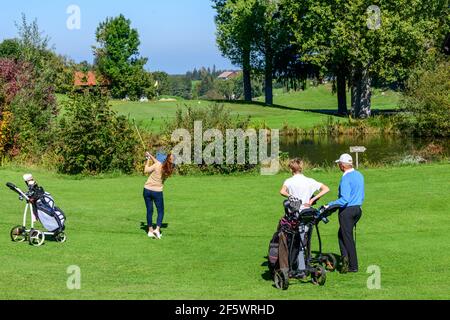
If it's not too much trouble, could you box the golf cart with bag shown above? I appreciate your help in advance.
[268,198,340,289]
[6,174,67,247]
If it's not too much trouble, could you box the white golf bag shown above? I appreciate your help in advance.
[34,192,66,233]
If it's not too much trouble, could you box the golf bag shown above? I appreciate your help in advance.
[268,217,301,276]
[268,198,304,271]
[32,189,66,233]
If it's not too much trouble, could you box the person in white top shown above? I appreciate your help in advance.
[279,158,330,277]
[280,159,330,208]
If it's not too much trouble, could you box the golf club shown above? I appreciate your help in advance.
[132,119,152,161]
[133,119,147,151]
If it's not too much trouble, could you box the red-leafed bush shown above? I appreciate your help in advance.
[0,59,32,104]
[0,57,57,158]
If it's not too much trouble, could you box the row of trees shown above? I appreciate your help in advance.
[186,66,225,81]
[193,72,264,100]
[0,14,157,100]
[1,15,227,102]
[5,11,310,103]
[93,15,263,101]
[213,0,449,118]
[150,67,263,101]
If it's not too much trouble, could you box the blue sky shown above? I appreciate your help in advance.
[0,0,235,74]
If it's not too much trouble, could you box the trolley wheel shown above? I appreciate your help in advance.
[311,266,327,286]
[274,270,289,290]
[55,232,67,243]
[29,230,45,247]
[323,253,337,272]
[10,226,26,243]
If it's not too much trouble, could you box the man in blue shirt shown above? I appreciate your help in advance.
[327,154,365,273]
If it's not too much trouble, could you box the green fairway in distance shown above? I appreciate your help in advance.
[0,164,448,299]
[110,99,336,134]
[255,85,400,111]
[108,84,399,133]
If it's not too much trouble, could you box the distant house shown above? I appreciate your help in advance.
[217,71,240,80]
[74,71,98,87]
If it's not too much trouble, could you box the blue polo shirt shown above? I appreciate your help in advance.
[329,169,365,208]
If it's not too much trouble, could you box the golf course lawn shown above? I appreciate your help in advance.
[110,99,337,134]
[0,163,449,300]
[108,84,400,134]
[254,85,400,111]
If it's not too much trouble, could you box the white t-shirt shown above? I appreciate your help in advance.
[283,174,323,208]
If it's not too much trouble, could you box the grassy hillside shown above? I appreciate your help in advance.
[0,164,448,299]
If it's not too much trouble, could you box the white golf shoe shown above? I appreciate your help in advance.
[153,230,162,240]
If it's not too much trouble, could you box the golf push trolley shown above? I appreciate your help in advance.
[6,176,67,247]
[268,200,341,290]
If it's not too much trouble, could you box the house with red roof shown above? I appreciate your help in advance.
[74,71,98,87]
[217,71,240,80]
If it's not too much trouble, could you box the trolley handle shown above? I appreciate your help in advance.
[317,204,341,224]
[6,182,17,190]
[6,182,30,201]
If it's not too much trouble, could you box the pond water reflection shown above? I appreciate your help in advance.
[280,134,450,166]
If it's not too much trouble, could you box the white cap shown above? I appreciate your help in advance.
[23,174,34,182]
[335,154,353,165]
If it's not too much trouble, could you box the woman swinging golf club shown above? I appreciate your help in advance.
[143,151,175,239]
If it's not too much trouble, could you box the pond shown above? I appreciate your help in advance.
[279,134,450,166]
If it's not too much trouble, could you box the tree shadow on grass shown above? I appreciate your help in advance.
[209,99,400,117]
[211,99,300,112]
[139,222,169,234]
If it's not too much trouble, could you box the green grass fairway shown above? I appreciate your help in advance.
[0,164,449,300]
[108,84,399,133]
[110,99,336,133]
[254,85,400,111]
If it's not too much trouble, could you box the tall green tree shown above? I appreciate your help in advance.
[283,0,449,118]
[15,14,52,70]
[13,14,60,89]
[213,0,259,102]
[94,14,152,100]
[254,0,296,105]
[252,0,275,105]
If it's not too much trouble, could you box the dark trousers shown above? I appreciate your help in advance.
[143,189,165,228]
[338,206,362,271]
